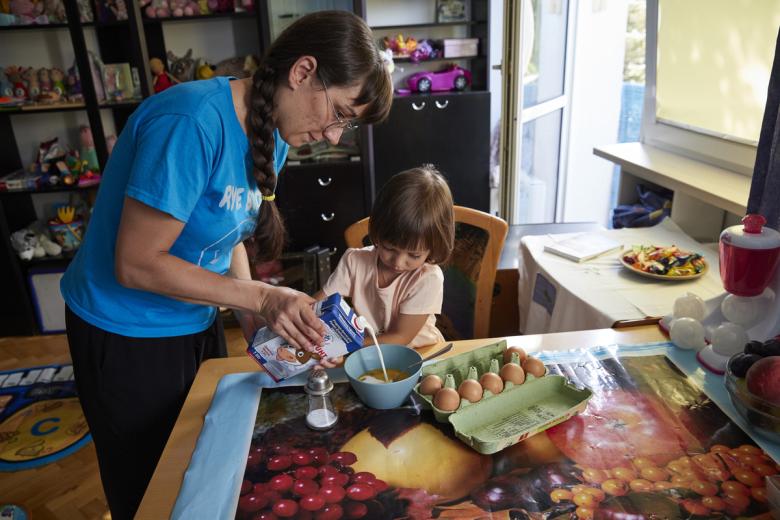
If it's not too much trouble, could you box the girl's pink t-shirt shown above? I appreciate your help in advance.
[322,246,445,348]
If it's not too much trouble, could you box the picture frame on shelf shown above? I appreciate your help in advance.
[102,63,136,102]
[436,0,468,23]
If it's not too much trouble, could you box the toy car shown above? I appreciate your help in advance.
[407,65,472,93]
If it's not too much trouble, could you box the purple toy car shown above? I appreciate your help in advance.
[407,65,472,93]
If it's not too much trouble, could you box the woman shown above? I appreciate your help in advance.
[60,11,392,519]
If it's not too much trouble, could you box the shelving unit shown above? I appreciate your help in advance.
[0,3,265,335]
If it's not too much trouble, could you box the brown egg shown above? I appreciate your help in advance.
[522,357,546,378]
[458,379,483,403]
[503,346,528,365]
[479,372,504,395]
[433,387,461,411]
[419,374,443,395]
[500,362,526,385]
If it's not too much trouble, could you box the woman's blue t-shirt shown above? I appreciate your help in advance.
[61,77,289,337]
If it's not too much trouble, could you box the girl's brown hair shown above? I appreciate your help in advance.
[249,11,393,261]
[369,165,455,265]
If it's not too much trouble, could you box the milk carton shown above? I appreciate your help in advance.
[247,293,365,381]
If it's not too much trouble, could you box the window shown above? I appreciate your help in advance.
[642,0,778,174]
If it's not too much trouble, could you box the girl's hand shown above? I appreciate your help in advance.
[315,356,344,370]
[256,285,326,350]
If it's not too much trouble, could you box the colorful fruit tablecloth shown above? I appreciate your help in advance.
[172,343,779,519]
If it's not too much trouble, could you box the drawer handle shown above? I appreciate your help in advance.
[321,212,335,222]
[412,101,426,111]
[317,176,332,187]
[435,100,449,109]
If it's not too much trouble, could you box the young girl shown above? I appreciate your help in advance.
[315,165,455,348]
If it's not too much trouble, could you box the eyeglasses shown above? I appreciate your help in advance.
[319,75,359,134]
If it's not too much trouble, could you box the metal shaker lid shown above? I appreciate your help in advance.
[305,369,334,396]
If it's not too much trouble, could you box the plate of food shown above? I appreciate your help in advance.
[619,244,708,280]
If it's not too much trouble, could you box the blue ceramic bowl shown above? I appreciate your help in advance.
[344,344,422,409]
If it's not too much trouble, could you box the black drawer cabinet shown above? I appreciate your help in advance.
[371,91,491,212]
[276,161,366,253]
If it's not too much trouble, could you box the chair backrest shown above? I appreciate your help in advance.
[343,206,508,340]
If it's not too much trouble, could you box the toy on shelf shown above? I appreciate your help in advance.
[407,64,471,93]
[66,62,83,101]
[409,39,443,63]
[207,0,234,13]
[79,126,100,172]
[195,60,215,80]
[382,33,417,58]
[10,226,61,261]
[169,0,200,17]
[167,49,196,83]
[213,54,259,78]
[149,57,178,93]
[49,206,83,251]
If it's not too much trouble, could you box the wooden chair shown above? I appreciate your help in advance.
[344,206,508,340]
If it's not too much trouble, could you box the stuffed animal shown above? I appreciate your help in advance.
[169,0,199,16]
[43,0,65,22]
[10,0,43,24]
[11,229,42,261]
[167,49,195,83]
[195,59,215,80]
[149,57,177,93]
[143,0,170,18]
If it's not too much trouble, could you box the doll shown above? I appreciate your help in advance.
[77,0,92,21]
[38,67,51,93]
[66,62,82,101]
[79,125,100,172]
[149,57,177,93]
[6,66,27,99]
[22,67,39,100]
[50,67,65,98]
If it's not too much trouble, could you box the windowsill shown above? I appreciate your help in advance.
[593,142,750,216]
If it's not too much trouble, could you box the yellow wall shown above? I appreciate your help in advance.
[657,0,780,143]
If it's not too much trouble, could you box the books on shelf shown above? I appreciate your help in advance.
[544,234,623,263]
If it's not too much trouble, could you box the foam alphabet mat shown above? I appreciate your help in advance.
[0,364,91,471]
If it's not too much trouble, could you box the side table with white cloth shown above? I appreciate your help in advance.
[518,218,725,334]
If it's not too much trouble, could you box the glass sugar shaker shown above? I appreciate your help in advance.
[305,369,338,431]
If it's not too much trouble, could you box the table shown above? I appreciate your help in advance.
[490,222,603,336]
[518,218,725,334]
[135,326,666,519]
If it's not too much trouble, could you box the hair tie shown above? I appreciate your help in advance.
[262,194,276,202]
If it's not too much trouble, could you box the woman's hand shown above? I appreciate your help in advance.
[256,285,326,350]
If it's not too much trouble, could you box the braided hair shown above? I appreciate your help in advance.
[247,11,393,262]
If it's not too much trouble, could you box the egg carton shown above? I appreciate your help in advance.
[412,340,592,454]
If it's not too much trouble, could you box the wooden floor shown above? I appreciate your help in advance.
[0,326,246,520]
